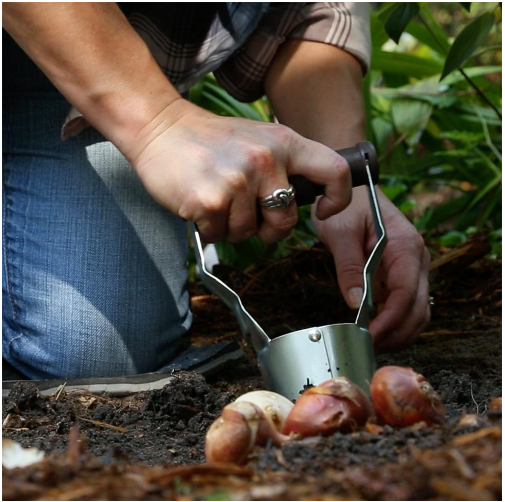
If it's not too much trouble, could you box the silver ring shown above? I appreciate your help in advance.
[429,296,434,306]
[259,184,296,209]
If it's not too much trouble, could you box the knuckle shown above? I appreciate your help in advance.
[389,230,424,258]
[412,298,428,324]
[177,198,195,221]
[333,153,352,177]
[194,148,214,168]
[223,171,248,192]
[338,189,353,212]
[245,145,276,174]
[412,232,426,252]
[424,304,431,326]
[423,247,432,267]
[330,155,352,187]
[198,192,229,215]
[229,226,257,243]
[273,213,298,233]
[336,257,364,281]
[269,124,293,144]
[403,229,424,253]
[402,287,417,308]
[177,206,192,221]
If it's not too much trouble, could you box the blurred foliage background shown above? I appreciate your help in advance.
[190,2,502,269]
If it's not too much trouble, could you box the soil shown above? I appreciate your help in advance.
[2,233,502,500]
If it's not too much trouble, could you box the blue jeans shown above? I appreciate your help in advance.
[2,33,192,379]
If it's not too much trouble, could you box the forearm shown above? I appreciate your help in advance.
[3,2,181,156]
[264,40,366,150]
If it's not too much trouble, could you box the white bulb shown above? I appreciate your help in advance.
[235,390,294,432]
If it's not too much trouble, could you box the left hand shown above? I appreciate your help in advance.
[314,186,431,352]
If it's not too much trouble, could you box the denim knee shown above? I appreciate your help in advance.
[3,90,191,379]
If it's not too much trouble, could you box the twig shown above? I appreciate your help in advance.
[421,329,489,337]
[429,244,473,271]
[470,382,479,414]
[3,413,11,427]
[239,260,287,296]
[448,448,475,479]
[76,416,128,433]
[275,449,290,469]
[55,382,67,401]
[421,329,463,337]
[451,426,501,446]
[67,425,81,469]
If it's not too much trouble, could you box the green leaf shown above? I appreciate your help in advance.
[438,230,468,247]
[471,44,502,59]
[417,192,474,230]
[216,237,269,269]
[405,21,448,56]
[442,65,502,85]
[371,116,394,151]
[441,12,495,80]
[376,2,401,22]
[399,198,416,214]
[372,76,457,108]
[371,49,443,78]
[382,184,408,201]
[214,241,238,266]
[460,3,472,12]
[440,131,485,143]
[204,82,264,120]
[189,78,205,103]
[250,100,271,122]
[371,13,390,48]
[418,4,451,53]
[385,3,420,44]
[391,99,433,146]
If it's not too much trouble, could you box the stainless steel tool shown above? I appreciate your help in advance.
[192,141,386,400]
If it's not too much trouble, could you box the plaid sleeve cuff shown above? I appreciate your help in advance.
[215,2,371,103]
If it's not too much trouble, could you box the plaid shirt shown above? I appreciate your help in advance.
[63,2,370,138]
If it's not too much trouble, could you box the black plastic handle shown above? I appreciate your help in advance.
[289,141,378,207]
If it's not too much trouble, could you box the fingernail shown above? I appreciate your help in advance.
[348,287,363,309]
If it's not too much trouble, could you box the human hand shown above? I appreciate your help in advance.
[314,186,431,351]
[126,99,352,243]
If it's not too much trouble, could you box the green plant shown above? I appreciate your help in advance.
[369,2,501,237]
[189,3,502,269]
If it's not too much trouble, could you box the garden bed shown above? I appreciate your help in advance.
[2,237,502,500]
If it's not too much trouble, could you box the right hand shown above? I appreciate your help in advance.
[126,99,352,243]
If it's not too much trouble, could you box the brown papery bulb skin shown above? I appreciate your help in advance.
[282,377,374,436]
[204,406,252,464]
[205,401,290,464]
[370,366,445,427]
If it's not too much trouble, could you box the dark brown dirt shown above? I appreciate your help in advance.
[2,235,502,500]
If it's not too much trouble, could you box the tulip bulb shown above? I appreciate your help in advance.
[282,377,374,436]
[205,391,293,464]
[235,390,294,432]
[370,366,445,427]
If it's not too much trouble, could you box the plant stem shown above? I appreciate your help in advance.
[418,13,502,121]
[473,105,502,162]
[457,69,502,120]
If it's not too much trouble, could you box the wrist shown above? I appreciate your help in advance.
[82,43,186,158]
